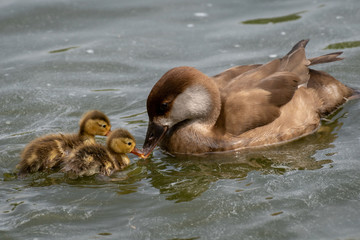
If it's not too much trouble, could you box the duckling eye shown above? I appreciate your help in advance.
[127,142,132,146]
[102,125,106,128]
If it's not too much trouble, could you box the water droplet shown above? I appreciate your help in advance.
[269,54,278,58]
[86,49,94,54]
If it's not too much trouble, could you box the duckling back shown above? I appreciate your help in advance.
[60,128,138,178]
[17,133,84,176]
[61,144,120,178]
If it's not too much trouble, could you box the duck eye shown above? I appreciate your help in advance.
[159,102,169,113]
[127,142,132,146]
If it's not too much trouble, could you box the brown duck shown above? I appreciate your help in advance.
[61,128,140,178]
[17,110,111,176]
[140,39,358,158]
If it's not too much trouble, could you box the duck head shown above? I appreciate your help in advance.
[141,66,221,158]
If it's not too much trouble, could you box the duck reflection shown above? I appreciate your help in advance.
[19,109,344,202]
[141,109,344,202]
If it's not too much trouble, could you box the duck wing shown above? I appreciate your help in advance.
[216,40,312,135]
[212,64,261,88]
[216,40,310,92]
[219,72,300,135]
[211,40,309,88]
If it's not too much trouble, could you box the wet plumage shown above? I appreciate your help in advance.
[140,40,357,158]
[17,110,111,176]
[61,128,139,178]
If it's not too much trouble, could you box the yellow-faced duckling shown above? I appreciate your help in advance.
[17,110,111,176]
[61,128,141,178]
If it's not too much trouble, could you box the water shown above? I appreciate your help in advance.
[1,0,360,239]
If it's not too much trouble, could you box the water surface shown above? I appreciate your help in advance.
[1,0,360,239]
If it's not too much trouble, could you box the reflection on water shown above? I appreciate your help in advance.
[48,46,79,54]
[90,88,121,92]
[5,107,343,204]
[120,111,148,126]
[324,41,360,49]
[241,11,306,24]
[138,108,344,203]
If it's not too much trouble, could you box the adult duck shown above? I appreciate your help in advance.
[140,40,357,158]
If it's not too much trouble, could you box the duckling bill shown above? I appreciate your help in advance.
[17,110,111,176]
[140,39,358,158]
[61,128,140,177]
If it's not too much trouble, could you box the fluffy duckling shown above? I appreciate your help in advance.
[61,128,140,178]
[17,110,111,176]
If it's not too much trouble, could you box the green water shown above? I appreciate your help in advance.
[1,0,360,239]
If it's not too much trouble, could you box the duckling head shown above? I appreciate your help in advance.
[141,66,221,158]
[79,110,111,137]
[107,128,142,156]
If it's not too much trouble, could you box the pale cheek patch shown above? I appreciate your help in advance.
[169,85,211,125]
[155,116,174,127]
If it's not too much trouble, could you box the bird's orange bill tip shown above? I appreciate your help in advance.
[139,147,155,159]
[105,130,112,136]
[131,147,147,159]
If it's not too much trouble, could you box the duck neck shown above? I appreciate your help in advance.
[162,79,222,153]
[108,149,130,169]
[197,77,222,128]
[78,131,95,144]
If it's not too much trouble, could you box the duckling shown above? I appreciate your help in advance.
[61,128,140,178]
[17,110,111,176]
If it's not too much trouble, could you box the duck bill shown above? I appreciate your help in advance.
[141,122,168,159]
[130,147,144,158]
[105,129,112,136]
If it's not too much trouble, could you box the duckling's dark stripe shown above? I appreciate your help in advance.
[109,129,135,140]
[79,110,110,135]
[82,110,110,124]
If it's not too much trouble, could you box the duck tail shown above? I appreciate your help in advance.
[285,40,344,66]
[348,89,360,100]
[285,39,310,56]
[309,52,344,66]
